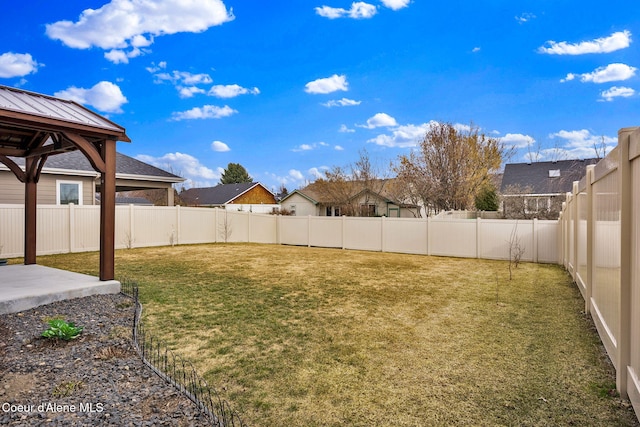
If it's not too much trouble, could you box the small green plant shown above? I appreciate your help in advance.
[52,380,84,398]
[41,319,83,341]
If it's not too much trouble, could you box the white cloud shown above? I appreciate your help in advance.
[151,69,215,97]
[339,124,355,133]
[305,74,348,94]
[146,61,167,73]
[265,167,328,189]
[104,46,145,64]
[334,145,345,151]
[380,0,410,10]
[171,105,237,121]
[548,129,616,159]
[315,2,377,19]
[0,52,42,78]
[178,86,206,98]
[472,47,481,53]
[54,81,128,113]
[154,71,213,85]
[46,0,234,63]
[289,169,305,181]
[292,142,329,152]
[561,63,637,84]
[294,144,314,152]
[322,97,361,107]
[361,112,398,129]
[600,86,635,102]
[538,30,631,55]
[515,13,536,24]
[211,140,230,152]
[308,167,328,179]
[501,133,535,148]
[136,152,222,188]
[208,84,260,98]
[367,123,430,147]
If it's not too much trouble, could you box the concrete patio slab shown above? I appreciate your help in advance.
[0,264,120,315]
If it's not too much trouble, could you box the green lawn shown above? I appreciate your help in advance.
[35,244,638,426]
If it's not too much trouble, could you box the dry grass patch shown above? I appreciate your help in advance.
[38,244,639,427]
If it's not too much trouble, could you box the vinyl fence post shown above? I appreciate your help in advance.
[307,215,311,247]
[585,165,595,315]
[617,127,634,399]
[571,181,579,280]
[341,215,346,250]
[248,211,252,243]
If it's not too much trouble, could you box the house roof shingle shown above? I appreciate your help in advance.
[501,159,598,195]
[180,182,270,206]
[8,150,183,182]
[282,179,415,207]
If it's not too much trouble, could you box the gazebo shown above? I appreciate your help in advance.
[0,85,130,281]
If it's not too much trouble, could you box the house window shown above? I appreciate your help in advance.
[290,204,296,216]
[334,207,341,217]
[360,204,376,217]
[57,180,83,205]
[326,206,332,216]
[524,197,550,214]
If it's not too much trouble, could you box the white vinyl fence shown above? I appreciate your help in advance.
[0,204,559,263]
[559,126,640,416]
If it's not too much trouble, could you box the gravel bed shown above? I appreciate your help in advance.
[0,293,212,426]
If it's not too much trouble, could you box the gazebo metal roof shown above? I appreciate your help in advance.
[0,85,131,281]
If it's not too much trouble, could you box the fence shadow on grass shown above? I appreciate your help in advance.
[120,279,248,427]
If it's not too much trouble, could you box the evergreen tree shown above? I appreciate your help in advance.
[475,184,500,211]
[220,163,252,184]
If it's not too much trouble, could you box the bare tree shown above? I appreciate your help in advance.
[593,136,608,160]
[508,222,526,280]
[314,149,388,216]
[218,210,233,243]
[393,122,508,214]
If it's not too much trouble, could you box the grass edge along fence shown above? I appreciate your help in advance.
[559,126,640,420]
[120,279,248,427]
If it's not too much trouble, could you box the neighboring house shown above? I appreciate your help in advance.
[0,150,184,206]
[280,179,421,217]
[180,182,278,212]
[501,158,598,219]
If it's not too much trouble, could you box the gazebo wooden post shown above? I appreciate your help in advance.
[99,140,117,281]
[24,157,37,265]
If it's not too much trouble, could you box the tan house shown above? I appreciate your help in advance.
[280,179,421,217]
[180,182,278,213]
[0,150,184,206]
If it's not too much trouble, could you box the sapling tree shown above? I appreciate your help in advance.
[508,222,525,280]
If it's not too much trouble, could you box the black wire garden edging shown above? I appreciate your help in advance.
[120,279,248,427]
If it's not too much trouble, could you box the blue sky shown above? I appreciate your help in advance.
[1,1,639,191]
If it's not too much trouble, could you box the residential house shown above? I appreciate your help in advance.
[280,179,421,217]
[180,182,278,213]
[0,150,184,206]
[500,158,598,219]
